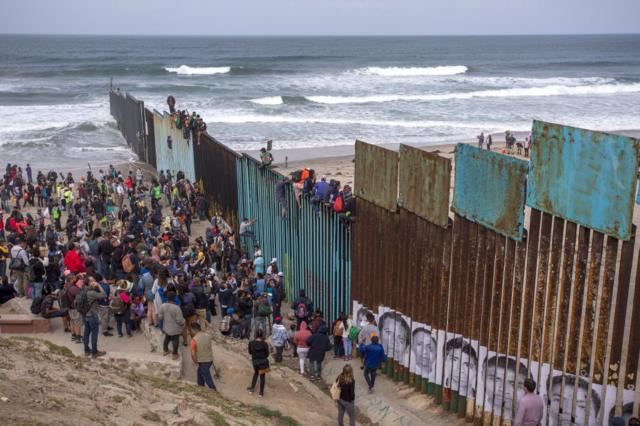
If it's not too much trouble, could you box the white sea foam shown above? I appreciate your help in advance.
[305,82,640,104]
[250,96,284,105]
[165,65,231,75]
[203,113,513,130]
[358,66,468,77]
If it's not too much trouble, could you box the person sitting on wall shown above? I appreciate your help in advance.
[197,116,207,146]
[259,147,274,169]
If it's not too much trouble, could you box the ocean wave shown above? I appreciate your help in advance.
[250,96,284,105]
[305,82,640,104]
[357,65,468,77]
[165,65,231,75]
[204,113,509,130]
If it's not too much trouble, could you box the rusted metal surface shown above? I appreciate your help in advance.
[519,209,541,364]
[527,120,640,240]
[109,90,147,162]
[452,144,528,241]
[531,212,553,386]
[194,132,241,230]
[398,144,451,227]
[144,108,157,168]
[354,140,398,211]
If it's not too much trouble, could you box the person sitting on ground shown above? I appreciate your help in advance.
[40,289,69,320]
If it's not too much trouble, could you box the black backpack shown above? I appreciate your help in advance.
[74,287,91,316]
[30,296,44,315]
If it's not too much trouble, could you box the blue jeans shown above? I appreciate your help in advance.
[83,315,100,355]
[310,359,322,378]
[197,361,216,389]
[32,282,44,299]
[115,312,132,336]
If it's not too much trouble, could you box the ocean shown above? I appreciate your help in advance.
[1,34,639,169]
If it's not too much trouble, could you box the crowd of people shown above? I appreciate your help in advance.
[477,131,532,157]
[167,96,207,146]
[0,161,386,424]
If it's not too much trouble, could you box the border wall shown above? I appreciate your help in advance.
[110,89,640,425]
[109,90,351,322]
[352,124,640,425]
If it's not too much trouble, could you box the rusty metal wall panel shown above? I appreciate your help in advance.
[610,228,635,388]
[398,144,451,227]
[452,144,528,241]
[194,132,240,230]
[354,140,398,211]
[519,209,541,364]
[527,120,640,240]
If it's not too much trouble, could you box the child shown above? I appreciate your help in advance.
[131,295,145,332]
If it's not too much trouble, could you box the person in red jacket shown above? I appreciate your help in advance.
[64,243,86,274]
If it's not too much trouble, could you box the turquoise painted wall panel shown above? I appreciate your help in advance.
[236,155,351,323]
[153,111,196,182]
[452,144,528,241]
[527,120,640,240]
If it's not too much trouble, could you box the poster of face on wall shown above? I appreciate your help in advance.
[410,322,438,383]
[378,310,410,365]
[354,301,374,327]
[400,313,412,368]
[443,334,479,397]
[480,353,533,420]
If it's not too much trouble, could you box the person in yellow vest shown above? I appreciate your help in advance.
[190,322,217,390]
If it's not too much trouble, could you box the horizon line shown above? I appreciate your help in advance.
[1,32,639,37]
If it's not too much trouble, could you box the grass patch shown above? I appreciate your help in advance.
[254,406,299,426]
[141,411,162,422]
[10,336,74,357]
[207,410,229,426]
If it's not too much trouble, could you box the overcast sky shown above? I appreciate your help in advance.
[2,0,639,36]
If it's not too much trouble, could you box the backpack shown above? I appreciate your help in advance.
[347,325,360,341]
[9,249,26,271]
[330,381,341,401]
[111,295,126,315]
[58,286,70,309]
[30,296,44,315]
[258,303,272,317]
[27,258,40,282]
[333,194,344,213]
[220,316,230,332]
[121,253,134,273]
[296,302,308,319]
[74,287,91,316]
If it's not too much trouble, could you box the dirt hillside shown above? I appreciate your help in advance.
[0,336,298,426]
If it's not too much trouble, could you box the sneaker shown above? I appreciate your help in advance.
[103,332,113,337]
[247,387,254,395]
[84,351,91,357]
[118,334,124,338]
[127,334,133,338]
[163,351,170,356]
[171,354,179,361]
[258,394,264,398]
[92,351,106,359]
[368,388,374,394]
